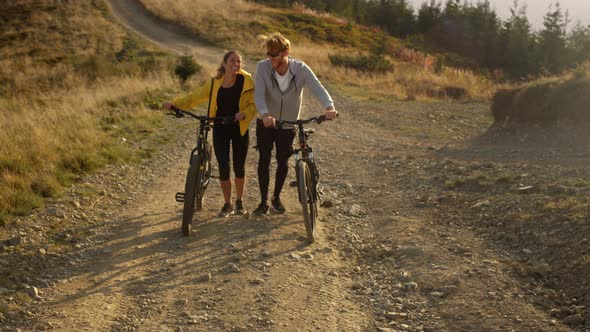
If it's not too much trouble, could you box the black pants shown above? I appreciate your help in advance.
[256,119,296,201]
[213,124,249,181]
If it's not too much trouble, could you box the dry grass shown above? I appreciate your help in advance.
[1,1,126,61]
[292,43,496,101]
[0,71,178,218]
[139,0,497,101]
[0,0,190,222]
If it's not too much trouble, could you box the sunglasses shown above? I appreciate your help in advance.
[266,48,286,58]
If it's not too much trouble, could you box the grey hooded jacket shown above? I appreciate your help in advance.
[254,57,334,121]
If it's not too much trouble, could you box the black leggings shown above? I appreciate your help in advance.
[213,124,249,181]
[256,119,296,201]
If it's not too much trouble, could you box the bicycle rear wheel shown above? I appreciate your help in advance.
[182,155,202,236]
[297,161,316,242]
[196,144,212,211]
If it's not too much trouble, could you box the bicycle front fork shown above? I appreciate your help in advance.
[294,152,320,204]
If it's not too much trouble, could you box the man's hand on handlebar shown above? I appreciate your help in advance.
[262,113,276,128]
[324,106,338,120]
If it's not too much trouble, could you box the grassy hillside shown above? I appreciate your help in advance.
[0,0,193,225]
[491,63,590,126]
[139,0,497,101]
[0,0,500,225]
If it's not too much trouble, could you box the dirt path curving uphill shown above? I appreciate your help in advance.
[105,0,220,66]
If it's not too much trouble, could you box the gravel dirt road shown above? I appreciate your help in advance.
[2,1,590,331]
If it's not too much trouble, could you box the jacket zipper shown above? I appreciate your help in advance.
[271,65,297,121]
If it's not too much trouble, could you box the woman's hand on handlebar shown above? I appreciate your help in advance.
[162,102,173,110]
[235,112,246,121]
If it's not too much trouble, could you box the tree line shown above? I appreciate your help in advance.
[251,0,590,79]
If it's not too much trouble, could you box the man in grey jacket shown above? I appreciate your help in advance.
[252,32,338,215]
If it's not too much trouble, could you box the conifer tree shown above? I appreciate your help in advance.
[537,2,569,74]
[417,0,443,37]
[498,0,535,78]
[567,22,590,65]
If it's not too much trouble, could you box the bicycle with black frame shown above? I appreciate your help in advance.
[170,106,233,236]
[276,115,334,243]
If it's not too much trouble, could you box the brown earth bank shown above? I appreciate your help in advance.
[2,0,590,331]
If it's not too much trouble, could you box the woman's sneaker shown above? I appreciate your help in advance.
[252,201,270,215]
[218,203,234,217]
[234,200,247,215]
[271,197,286,214]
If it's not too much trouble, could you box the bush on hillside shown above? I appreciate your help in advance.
[175,55,201,85]
[328,54,394,72]
[491,72,590,126]
[75,55,118,81]
[426,86,468,100]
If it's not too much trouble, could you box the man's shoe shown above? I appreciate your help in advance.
[271,197,286,214]
[252,201,270,215]
[235,199,247,215]
[218,203,234,217]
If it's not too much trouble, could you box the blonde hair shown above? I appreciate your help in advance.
[257,32,291,51]
[215,50,243,79]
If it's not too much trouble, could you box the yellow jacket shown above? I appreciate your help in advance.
[172,69,256,136]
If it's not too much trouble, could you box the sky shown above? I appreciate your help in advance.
[406,0,590,30]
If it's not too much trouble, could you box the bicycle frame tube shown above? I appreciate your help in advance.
[295,122,310,159]
[189,120,211,164]
[293,122,321,204]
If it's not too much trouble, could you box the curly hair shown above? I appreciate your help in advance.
[257,32,291,51]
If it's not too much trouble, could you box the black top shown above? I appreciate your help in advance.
[216,74,244,119]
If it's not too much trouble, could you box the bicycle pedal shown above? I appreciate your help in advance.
[175,192,185,203]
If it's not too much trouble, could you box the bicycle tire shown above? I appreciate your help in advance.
[297,161,316,242]
[198,144,212,209]
[182,155,202,236]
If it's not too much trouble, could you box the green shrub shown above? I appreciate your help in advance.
[116,36,140,62]
[6,190,43,217]
[139,55,159,74]
[0,212,6,226]
[329,54,394,72]
[174,55,201,85]
[0,158,30,176]
[60,149,104,174]
[30,174,61,198]
[74,55,118,81]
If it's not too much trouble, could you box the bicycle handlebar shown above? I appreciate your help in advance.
[170,106,234,123]
[275,113,338,128]
[275,115,325,126]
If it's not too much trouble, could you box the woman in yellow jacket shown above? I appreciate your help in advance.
[163,50,256,217]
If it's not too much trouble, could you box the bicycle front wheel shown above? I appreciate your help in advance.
[297,161,316,243]
[182,155,202,236]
